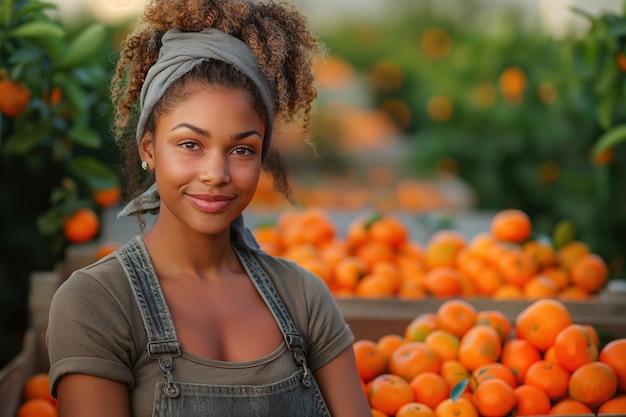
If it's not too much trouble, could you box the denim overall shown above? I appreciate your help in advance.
[115,236,332,417]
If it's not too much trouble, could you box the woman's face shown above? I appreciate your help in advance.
[141,84,264,237]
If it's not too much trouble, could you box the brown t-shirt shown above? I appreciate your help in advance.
[47,238,353,417]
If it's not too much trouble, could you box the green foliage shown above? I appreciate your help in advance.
[0,0,123,365]
[319,3,626,277]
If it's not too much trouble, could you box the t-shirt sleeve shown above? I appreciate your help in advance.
[299,266,354,372]
[47,263,137,397]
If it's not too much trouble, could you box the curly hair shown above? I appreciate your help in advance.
[110,0,321,209]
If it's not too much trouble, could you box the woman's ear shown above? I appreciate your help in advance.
[139,133,155,168]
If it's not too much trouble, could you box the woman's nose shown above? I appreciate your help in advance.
[198,151,230,185]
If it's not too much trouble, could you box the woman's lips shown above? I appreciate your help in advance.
[185,194,234,213]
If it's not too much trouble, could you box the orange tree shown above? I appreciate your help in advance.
[318,2,626,280]
[0,0,123,366]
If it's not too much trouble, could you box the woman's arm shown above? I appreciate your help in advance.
[315,346,373,417]
[56,374,130,417]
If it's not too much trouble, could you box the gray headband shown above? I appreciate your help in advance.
[118,28,273,218]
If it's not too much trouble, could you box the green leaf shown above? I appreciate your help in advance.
[54,24,106,69]
[450,379,470,401]
[37,206,68,235]
[596,92,616,130]
[553,220,576,249]
[570,6,598,24]
[592,123,626,156]
[2,131,42,154]
[14,1,58,18]
[69,126,101,148]
[9,21,65,40]
[1,0,13,28]
[69,156,118,190]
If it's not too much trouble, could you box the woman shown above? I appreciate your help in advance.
[46,0,372,416]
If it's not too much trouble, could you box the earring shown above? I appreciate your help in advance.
[141,161,148,171]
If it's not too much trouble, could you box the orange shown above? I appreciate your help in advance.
[346,215,371,248]
[0,78,30,117]
[408,372,449,410]
[17,398,58,417]
[423,230,466,269]
[333,256,368,291]
[470,362,517,391]
[389,342,441,382]
[522,239,556,268]
[500,339,541,384]
[556,240,590,271]
[297,257,332,285]
[424,329,460,362]
[440,360,471,392]
[371,408,389,417]
[93,185,121,208]
[557,285,589,301]
[474,310,511,341]
[404,313,437,342]
[395,401,436,417]
[95,243,121,260]
[472,378,516,417]
[377,334,407,361]
[491,283,523,300]
[436,299,477,338]
[63,208,100,244]
[599,338,626,392]
[424,267,462,297]
[252,225,282,255]
[470,265,504,297]
[524,360,570,401]
[568,361,618,408]
[522,275,559,299]
[498,66,527,103]
[369,215,409,249]
[514,298,573,352]
[23,373,55,404]
[553,324,598,372]
[435,397,478,417]
[355,240,396,269]
[279,208,335,248]
[541,266,570,289]
[570,253,609,293]
[458,325,502,371]
[543,345,559,364]
[490,209,531,243]
[597,394,626,414]
[353,339,388,382]
[397,280,428,300]
[497,250,538,287]
[512,384,551,416]
[370,261,402,293]
[548,398,594,415]
[368,373,415,416]
[355,273,395,298]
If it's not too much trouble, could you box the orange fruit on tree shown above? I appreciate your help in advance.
[435,397,478,417]
[368,373,416,416]
[524,360,570,401]
[389,342,441,382]
[498,67,527,103]
[377,334,407,361]
[63,208,100,244]
[23,373,55,404]
[475,310,511,341]
[548,398,594,415]
[470,362,517,391]
[568,361,618,408]
[553,324,598,372]
[436,299,477,338]
[93,185,121,208]
[570,253,609,293]
[515,298,573,351]
[440,359,471,392]
[597,394,626,415]
[458,324,502,371]
[424,267,462,297]
[408,371,449,410]
[353,339,388,382]
[500,338,541,384]
[404,313,437,342]
[490,209,531,243]
[599,338,626,392]
[512,384,551,416]
[0,78,31,117]
[472,378,516,417]
[424,329,460,362]
[17,398,58,417]
[497,250,538,287]
[395,401,435,417]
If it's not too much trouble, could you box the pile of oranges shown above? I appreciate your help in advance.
[355,298,626,416]
[252,207,610,300]
[15,373,57,417]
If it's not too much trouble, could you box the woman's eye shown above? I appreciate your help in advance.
[232,146,255,156]
[180,141,199,150]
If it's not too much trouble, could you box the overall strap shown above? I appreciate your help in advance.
[235,247,313,388]
[115,236,181,397]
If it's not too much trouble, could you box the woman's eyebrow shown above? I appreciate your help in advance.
[171,122,209,137]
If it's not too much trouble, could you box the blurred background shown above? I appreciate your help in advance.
[1,0,625,367]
